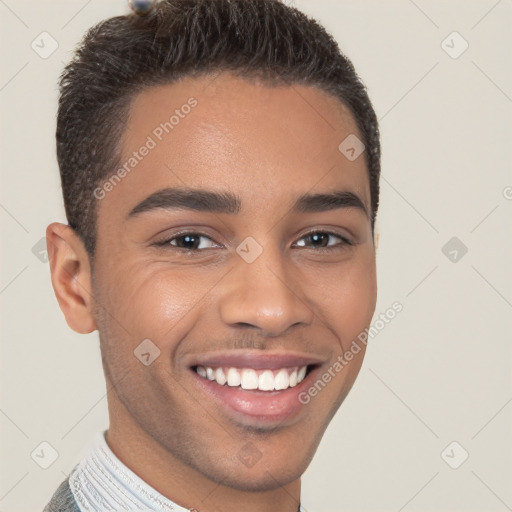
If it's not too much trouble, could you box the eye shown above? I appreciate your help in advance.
[155,232,220,250]
[153,230,351,252]
[294,231,352,249]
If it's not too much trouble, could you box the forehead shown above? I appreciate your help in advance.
[102,72,370,216]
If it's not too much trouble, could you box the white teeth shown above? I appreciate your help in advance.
[241,369,259,390]
[227,367,241,387]
[196,365,309,391]
[289,368,298,387]
[274,369,289,390]
[215,367,227,386]
[258,370,275,391]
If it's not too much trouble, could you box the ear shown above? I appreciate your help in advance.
[46,222,97,334]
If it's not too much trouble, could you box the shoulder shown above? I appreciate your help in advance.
[43,478,81,512]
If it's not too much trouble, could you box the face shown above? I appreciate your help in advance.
[90,73,377,491]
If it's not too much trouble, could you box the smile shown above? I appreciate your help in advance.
[188,351,324,424]
[195,365,308,391]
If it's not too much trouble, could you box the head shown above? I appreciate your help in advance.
[48,0,380,497]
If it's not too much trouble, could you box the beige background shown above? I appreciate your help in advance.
[1,1,511,511]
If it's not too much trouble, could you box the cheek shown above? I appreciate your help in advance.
[306,253,377,350]
[99,262,223,346]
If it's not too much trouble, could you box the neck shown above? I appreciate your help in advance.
[106,389,301,512]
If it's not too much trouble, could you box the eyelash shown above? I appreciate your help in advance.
[153,229,353,252]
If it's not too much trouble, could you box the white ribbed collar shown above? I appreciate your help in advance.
[69,431,188,511]
[69,431,305,512]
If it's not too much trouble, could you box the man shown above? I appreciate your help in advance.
[44,0,380,510]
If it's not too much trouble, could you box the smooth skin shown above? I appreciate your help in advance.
[47,72,377,512]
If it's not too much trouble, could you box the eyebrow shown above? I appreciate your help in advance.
[127,187,368,218]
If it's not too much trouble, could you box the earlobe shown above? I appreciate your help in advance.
[46,222,97,334]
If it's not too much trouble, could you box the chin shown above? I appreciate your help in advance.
[193,443,317,492]
[211,464,306,492]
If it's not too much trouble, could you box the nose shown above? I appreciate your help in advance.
[217,245,314,336]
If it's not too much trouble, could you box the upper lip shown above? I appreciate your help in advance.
[189,350,326,370]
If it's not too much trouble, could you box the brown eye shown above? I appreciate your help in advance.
[305,233,330,247]
[174,234,201,249]
[295,231,351,249]
[156,232,219,250]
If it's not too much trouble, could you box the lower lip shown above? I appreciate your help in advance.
[191,368,317,426]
